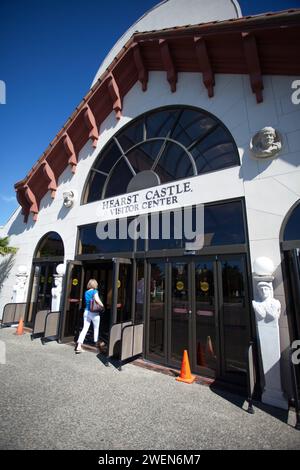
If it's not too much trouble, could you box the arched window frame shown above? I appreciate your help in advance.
[280,200,300,251]
[82,105,240,205]
[33,231,65,261]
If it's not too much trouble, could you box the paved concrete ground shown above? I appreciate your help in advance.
[0,328,299,450]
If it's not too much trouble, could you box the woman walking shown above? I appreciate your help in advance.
[75,279,104,353]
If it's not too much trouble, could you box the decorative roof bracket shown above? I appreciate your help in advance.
[42,161,57,198]
[242,32,264,103]
[24,185,39,221]
[63,133,77,174]
[194,36,215,98]
[15,187,29,222]
[159,39,177,92]
[83,105,99,148]
[107,74,122,120]
[132,42,148,91]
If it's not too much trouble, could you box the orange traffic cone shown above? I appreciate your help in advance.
[197,342,206,367]
[15,318,24,336]
[176,350,196,384]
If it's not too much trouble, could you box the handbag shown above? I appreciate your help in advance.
[89,296,105,314]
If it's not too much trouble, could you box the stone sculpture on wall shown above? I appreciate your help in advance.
[252,257,288,410]
[250,127,282,158]
[253,281,281,324]
[51,264,65,312]
[63,190,77,208]
[12,265,28,303]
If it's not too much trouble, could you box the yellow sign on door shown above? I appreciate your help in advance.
[176,281,184,291]
[200,281,209,292]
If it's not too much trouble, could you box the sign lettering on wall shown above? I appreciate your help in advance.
[96,178,200,222]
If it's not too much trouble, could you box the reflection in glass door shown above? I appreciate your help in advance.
[146,255,251,388]
[148,261,166,361]
[170,261,190,366]
[194,260,217,376]
[116,262,132,323]
[218,256,249,386]
[26,262,58,326]
[61,261,84,342]
[82,261,113,343]
[135,262,145,323]
[37,264,56,311]
[27,265,41,324]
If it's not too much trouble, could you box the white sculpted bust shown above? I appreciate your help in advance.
[250,127,282,159]
[51,276,62,299]
[13,275,27,296]
[252,281,281,323]
[63,190,76,208]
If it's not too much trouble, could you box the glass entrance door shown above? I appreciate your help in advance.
[147,258,193,368]
[146,255,251,387]
[170,260,192,367]
[111,258,133,325]
[82,261,113,343]
[60,259,134,344]
[193,259,218,376]
[284,248,300,391]
[26,262,59,326]
[60,261,84,343]
[148,260,166,362]
[217,256,250,386]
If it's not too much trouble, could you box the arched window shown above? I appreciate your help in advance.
[283,202,300,242]
[83,106,240,204]
[34,232,64,258]
[280,201,300,348]
[26,232,64,326]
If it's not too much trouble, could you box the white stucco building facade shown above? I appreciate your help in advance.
[1,0,300,409]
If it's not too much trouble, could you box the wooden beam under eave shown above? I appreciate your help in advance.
[159,39,177,93]
[132,42,148,91]
[194,36,215,98]
[107,74,122,120]
[242,32,264,103]
[62,133,77,174]
[83,105,99,148]
[16,187,30,222]
[42,161,57,198]
[24,185,39,221]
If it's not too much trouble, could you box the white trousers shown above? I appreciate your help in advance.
[78,310,100,344]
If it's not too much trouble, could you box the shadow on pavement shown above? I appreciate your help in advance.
[209,382,291,426]
[96,353,119,369]
[251,400,290,426]
[209,382,246,409]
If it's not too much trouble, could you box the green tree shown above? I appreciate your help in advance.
[0,237,17,256]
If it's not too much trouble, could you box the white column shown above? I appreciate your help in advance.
[252,257,288,410]
[12,265,29,303]
[51,264,66,312]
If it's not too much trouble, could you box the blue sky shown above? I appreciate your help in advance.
[0,0,300,226]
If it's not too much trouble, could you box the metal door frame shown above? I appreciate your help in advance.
[145,256,194,368]
[190,256,220,378]
[25,259,62,326]
[145,254,252,384]
[167,257,193,369]
[59,260,84,343]
[216,253,251,385]
[111,257,133,325]
[145,258,169,364]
